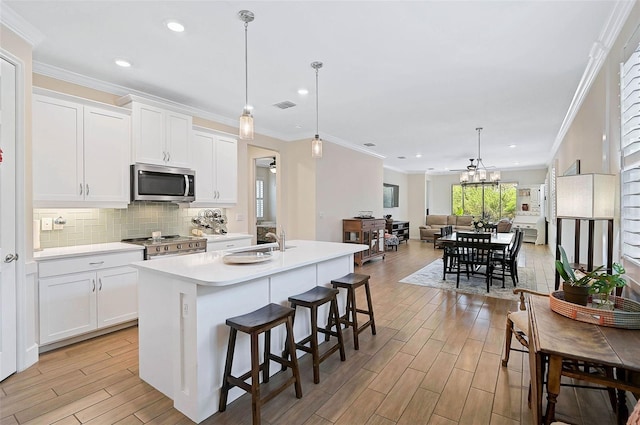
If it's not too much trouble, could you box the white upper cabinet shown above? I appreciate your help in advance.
[124,98,192,168]
[33,91,131,208]
[191,129,238,206]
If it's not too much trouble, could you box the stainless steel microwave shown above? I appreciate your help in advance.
[131,163,195,203]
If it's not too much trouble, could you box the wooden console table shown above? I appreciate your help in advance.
[343,218,386,266]
[528,296,640,425]
[386,220,409,243]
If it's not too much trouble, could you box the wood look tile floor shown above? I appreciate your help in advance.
[0,241,631,425]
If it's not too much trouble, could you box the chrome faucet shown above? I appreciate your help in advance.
[265,229,286,252]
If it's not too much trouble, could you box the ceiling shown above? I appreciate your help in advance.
[3,1,629,174]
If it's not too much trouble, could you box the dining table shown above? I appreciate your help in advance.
[437,231,515,279]
[528,296,640,425]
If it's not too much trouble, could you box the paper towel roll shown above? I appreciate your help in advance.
[33,219,41,251]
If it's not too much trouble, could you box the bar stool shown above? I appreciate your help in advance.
[219,303,302,425]
[284,286,346,384]
[330,273,376,350]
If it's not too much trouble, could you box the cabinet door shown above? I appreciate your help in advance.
[165,111,192,168]
[97,267,138,328]
[84,107,131,204]
[214,136,238,204]
[191,130,216,203]
[33,95,84,203]
[132,103,165,165]
[39,272,97,344]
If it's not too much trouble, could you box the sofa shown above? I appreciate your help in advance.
[419,215,474,242]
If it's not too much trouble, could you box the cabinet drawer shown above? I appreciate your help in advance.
[39,251,143,278]
[362,219,385,230]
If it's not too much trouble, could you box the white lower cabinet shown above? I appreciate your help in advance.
[38,251,142,345]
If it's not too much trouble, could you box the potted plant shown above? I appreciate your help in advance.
[589,263,627,309]
[555,245,603,305]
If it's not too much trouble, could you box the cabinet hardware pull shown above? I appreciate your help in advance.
[98,278,102,291]
[167,152,171,162]
[89,261,105,266]
[86,184,90,196]
[92,279,96,292]
[163,151,167,161]
[80,184,83,195]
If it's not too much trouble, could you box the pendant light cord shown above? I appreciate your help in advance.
[315,67,319,136]
[244,21,249,109]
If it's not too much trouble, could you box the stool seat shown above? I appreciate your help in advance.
[331,273,370,288]
[226,303,295,332]
[330,273,376,350]
[219,303,302,425]
[288,285,338,305]
[285,286,346,384]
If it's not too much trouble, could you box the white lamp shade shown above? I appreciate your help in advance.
[311,136,322,158]
[239,112,254,140]
[556,174,615,218]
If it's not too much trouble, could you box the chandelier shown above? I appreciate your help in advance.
[459,127,501,185]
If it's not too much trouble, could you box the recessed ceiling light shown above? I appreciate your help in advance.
[115,59,131,68]
[294,124,302,129]
[416,153,422,158]
[297,89,308,95]
[166,20,185,32]
[509,144,517,148]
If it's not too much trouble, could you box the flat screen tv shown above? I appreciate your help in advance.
[383,183,399,208]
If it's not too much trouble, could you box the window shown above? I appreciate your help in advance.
[621,48,640,267]
[452,183,517,221]
[256,179,264,219]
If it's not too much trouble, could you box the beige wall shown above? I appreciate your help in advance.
[407,173,427,239]
[548,1,640,299]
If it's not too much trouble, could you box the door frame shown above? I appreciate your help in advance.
[1,48,30,374]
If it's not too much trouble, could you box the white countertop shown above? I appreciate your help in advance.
[131,240,367,287]
[34,242,145,261]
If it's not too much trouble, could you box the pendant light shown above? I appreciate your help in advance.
[311,61,323,158]
[238,10,254,140]
[459,127,501,185]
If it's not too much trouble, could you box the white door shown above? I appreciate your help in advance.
[97,267,138,327]
[0,57,17,381]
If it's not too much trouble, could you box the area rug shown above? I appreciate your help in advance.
[399,258,536,300]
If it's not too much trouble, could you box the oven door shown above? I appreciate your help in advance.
[132,163,195,202]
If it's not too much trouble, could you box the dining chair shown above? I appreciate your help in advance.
[454,232,493,292]
[492,229,523,287]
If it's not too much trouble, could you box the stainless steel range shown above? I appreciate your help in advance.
[122,235,207,260]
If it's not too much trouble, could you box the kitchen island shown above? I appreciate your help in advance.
[131,240,367,423]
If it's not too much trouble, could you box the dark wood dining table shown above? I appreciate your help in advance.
[528,296,640,425]
[437,231,514,274]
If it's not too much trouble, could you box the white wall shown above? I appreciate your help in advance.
[382,168,409,221]
[425,168,548,215]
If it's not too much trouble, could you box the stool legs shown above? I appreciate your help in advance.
[219,307,302,425]
[219,328,237,412]
[331,275,376,351]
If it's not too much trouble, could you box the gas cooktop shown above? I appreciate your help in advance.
[122,235,206,246]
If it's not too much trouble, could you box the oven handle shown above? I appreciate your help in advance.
[147,249,205,260]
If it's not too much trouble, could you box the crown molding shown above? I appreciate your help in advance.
[0,3,45,46]
[549,0,635,162]
[34,63,386,162]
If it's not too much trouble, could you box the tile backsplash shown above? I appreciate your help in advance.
[34,203,215,249]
